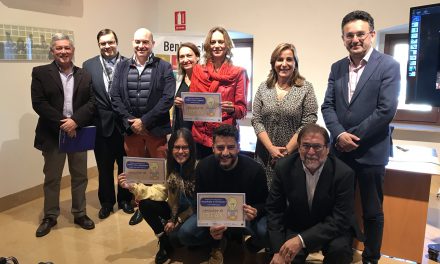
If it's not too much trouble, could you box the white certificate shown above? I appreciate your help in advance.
[197,193,245,227]
[123,157,166,184]
[182,92,222,122]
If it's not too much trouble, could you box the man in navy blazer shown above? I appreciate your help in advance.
[321,10,400,264]
[83,29,133,220]
[267,124,355,264]
[31,33,95,237]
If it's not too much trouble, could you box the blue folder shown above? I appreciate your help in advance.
[59,126,96,153]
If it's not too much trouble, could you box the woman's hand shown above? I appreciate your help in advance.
[269,145,288,159]
[164,221,177,233]
[221,101,235,114]
[174,97,184,109]
[117,173,134,190]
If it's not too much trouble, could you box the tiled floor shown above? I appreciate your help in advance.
[1,173,440,263]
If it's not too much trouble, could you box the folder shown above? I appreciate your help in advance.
[59,126,96,153]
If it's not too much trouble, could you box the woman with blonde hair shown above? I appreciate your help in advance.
[190,26,248,159]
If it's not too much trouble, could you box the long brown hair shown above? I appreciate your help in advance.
[203,26,234,64]
[266,43,305,88]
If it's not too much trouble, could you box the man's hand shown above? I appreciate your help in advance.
[243,204,258,221]
[279,236,302,263]
[221,101,235,114]
[209,225,227,240]
[60,118,78,134]
[128,118,144,134]
[336,132,360,152]
[270,253,288,264]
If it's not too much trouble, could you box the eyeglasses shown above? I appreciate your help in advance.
[343,31,373,40]
[173,145,189,151]
[99,40,116,47]
[300,143,326,152]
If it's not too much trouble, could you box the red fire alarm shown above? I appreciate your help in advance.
[175,11,186,31]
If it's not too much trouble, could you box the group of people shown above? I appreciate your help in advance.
[31,9,400,264]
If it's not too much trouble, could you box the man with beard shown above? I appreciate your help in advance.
[266,124,356,264]
[110,28,175,224]
[83,29,133,219]
[321,10,400,264]
[178,124,268,264]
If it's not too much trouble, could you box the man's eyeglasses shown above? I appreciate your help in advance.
[300,143,326,152]
[173,145,189,151]
[99,41,116,47]
[343,31,373,40]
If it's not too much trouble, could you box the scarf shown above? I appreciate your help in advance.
[190,62,244,93]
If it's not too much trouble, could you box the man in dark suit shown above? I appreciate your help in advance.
[321,10,400,264]
[83,29,134,220]
[31,33,96,237]
[267,124,355,264]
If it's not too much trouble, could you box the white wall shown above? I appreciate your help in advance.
[0,0,158,198]
[1,0,439,198]
[156,0,439,111]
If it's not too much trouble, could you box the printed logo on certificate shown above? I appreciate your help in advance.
[197,193,245,227]
[182,92,222,122]
[123,157,166,184]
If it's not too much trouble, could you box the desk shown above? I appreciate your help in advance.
[355,145,440,263]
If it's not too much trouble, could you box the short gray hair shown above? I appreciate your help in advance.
[50,33,74,50]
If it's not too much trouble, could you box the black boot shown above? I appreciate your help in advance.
[155,234,172,264]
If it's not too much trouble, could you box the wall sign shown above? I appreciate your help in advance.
[174,11,186,31]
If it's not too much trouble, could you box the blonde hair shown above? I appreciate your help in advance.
[203,26,234,64]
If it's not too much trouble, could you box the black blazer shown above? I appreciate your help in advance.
[266,153,355,252]
[31,61,95,151]
[82,55,125,137]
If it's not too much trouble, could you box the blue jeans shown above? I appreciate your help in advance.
[178,214,268,248]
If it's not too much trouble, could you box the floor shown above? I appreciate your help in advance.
[1,174,440,264]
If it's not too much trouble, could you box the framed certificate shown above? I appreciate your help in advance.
[123,157,166,184]
[197,193,245,227]
[182,92,222,122]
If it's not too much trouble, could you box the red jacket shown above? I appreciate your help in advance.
[190,62,248,147]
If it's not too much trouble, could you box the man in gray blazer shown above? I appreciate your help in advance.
[83,29,134,220]
[321,10,400,264]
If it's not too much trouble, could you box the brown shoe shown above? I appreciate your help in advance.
[74,215,95,230]
[36,218,57,237]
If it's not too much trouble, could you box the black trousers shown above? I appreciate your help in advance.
[139,199,171,234]
[340,156,385,264]
[94,128,132,208]
[285,231,353,264]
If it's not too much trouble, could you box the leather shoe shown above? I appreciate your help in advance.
[36,218,57,237]
[119,201,134,214]
[74,215,95,230]
[129,209,143,225]
[98,207,113,219]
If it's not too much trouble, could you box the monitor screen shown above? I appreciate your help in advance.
[406,3,440,106]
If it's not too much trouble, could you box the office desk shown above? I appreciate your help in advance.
[355,145,440,263]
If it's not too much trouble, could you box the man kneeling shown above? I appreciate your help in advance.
[179,124,268,264]
[267,124,355,264]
